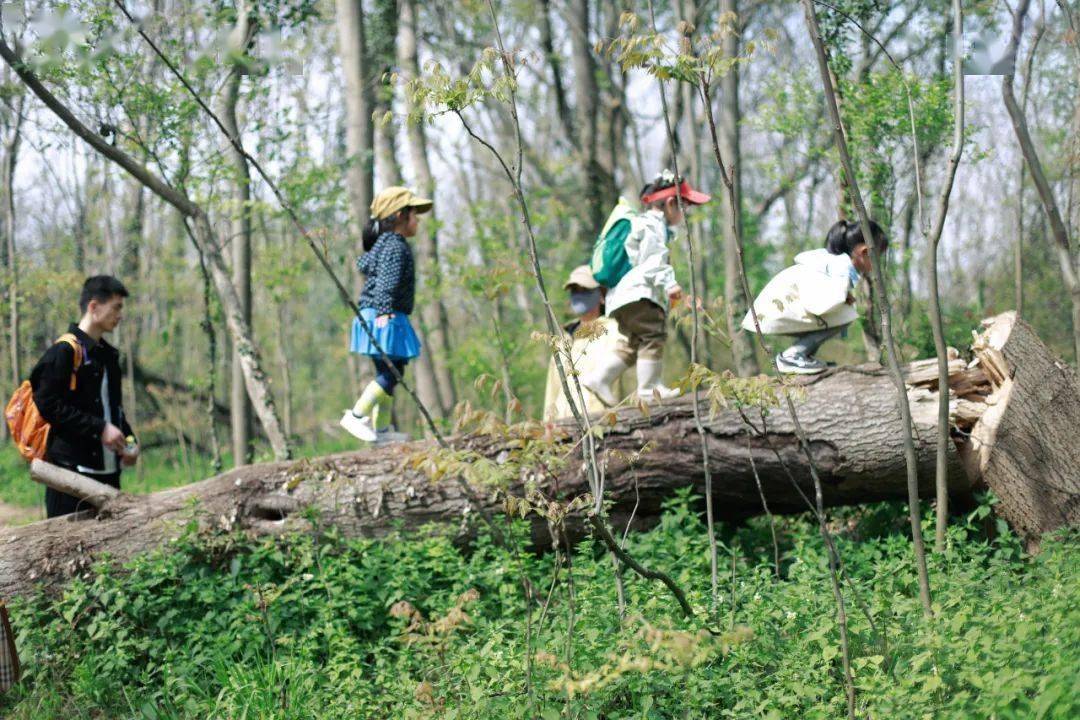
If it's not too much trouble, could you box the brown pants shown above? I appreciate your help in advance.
[611,300,666,364]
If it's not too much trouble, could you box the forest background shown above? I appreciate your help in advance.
[0,1,1077,718]
[0,0,1076,486]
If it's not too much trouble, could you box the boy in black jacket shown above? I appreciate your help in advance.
[29,276,138,518]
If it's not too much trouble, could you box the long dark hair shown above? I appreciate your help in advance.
[824,219,888,256]
[361,208,411,252]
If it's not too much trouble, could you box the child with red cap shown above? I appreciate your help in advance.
[581,170,711,406]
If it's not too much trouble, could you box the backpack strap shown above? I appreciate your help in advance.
[55,333,83,391]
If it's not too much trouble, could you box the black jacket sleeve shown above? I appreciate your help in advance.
[29,344,106,440]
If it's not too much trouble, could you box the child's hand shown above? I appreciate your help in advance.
[375,313,394,328]
[667,285,684,307]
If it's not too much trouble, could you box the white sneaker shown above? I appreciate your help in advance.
[775,352,828,375]
[340,410,377,441]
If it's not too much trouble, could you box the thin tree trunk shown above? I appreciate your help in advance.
[399,0,457,417]
[569,0,616,234]
[674,1,712,366]
[1002,0,1080,362]
[372,0,402,186]
[221,2,255,466]
[898,189,915,319]
[539,0,575,143]
[800,0,933,617]
[1014,14,1045,318]
[2,94,23,401]
[119,178,143,444]
[719,0,758,376]
[275,302,293,439]
[928,0,965,553]
[335,0,376,240]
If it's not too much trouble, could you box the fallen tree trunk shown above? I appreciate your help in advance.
[0,313,1074,598]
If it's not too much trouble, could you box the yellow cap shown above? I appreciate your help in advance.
[564,265,600,290]
[369,186,433,221]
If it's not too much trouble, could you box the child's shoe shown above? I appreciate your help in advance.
[775,352,827,375]
[636,359,681,402]
[340,410,377,441]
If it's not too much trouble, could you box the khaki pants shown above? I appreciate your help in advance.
[611,300,666,364]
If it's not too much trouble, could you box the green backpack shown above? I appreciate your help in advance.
[589,199,636,288]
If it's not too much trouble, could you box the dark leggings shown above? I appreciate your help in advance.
[373,357,408,395]
[782,324,848,358]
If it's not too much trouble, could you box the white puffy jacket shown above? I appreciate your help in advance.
[605,209,680,316]
[742,249,860,335]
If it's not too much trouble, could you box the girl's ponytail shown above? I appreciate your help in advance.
[362,217,382,252]
[825,219,887,256]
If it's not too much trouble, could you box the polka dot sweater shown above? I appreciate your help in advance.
[357,232,416,315]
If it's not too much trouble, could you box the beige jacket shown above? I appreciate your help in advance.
[542,317,626,421]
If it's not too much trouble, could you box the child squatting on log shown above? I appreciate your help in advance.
[743,219,888,374]
[340,187,433,443]
[581,170,711,405]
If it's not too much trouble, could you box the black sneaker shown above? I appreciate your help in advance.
[776,352,828,375]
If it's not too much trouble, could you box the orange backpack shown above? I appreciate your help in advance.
[5,334,83,462]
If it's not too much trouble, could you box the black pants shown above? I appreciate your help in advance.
[45,468,120,518]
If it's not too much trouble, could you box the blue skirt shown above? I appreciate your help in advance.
[350,308,421,360]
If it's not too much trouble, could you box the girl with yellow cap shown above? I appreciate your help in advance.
[340,187,433,442]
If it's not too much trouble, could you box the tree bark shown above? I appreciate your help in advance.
[718,0,758,377]
[399,0,457,418]
[2,92,23,407]
[569,0,616,234]
[0,32,292,462]
[966,313,1080,552]
[335,0,376,239]
[539,0,575,143]
[221,1,255,466]
[371,0,402,186]
[8,312,1073,598]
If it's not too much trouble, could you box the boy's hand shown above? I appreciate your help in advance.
[375,313,394,328]
[667,285,684,307]
[101,423,126,453]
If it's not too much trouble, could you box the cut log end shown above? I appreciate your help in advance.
[964,312,1080,547]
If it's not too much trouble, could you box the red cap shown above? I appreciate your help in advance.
[641,180,711,206]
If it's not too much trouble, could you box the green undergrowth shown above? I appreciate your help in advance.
[2,493,1077,719]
